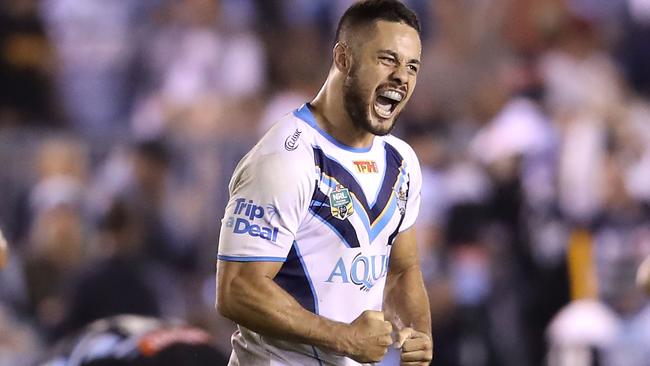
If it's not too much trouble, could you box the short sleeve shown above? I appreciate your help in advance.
[217,144,314,262]
[398,145,422,232]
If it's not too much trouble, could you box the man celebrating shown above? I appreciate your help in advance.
[216,1,432,364]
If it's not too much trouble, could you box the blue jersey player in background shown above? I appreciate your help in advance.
[216,1,432,365]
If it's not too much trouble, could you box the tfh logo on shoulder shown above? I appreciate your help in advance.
[225,198,279,242]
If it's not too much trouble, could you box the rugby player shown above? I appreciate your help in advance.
[217,1,432,364]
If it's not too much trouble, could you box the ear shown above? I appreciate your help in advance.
[333,42,351,74]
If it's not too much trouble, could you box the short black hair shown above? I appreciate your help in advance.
[335,0,421,43]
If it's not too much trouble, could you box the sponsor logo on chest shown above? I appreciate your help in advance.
[326,253,390,291]
[353,160,378,174]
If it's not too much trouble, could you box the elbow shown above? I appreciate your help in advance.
[216,263,273,326]
[216,295,228,318]
[216,286,237,320]
[216,264,241,321]
[217,277,250,323]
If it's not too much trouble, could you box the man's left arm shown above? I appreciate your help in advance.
[384,226,433,364]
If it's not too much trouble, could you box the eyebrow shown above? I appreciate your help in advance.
[378,49,420,65]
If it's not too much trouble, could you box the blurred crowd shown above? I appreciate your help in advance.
[1,0,650,365]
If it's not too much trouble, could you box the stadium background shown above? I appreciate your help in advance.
[1,0,650,365]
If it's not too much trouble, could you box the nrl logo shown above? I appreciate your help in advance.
[329,184,354,220]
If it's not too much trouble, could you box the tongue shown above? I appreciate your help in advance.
[376,96,392,111]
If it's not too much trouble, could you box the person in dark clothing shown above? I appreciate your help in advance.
[37,315,229,366]
[61,200,160,335]
[0,0,61,127]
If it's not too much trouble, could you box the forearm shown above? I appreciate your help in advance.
[384,264,431,336]
[217,265,351,354]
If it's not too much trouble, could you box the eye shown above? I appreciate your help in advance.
[379,56,396,64]
[407,64,419,73]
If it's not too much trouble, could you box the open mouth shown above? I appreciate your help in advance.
[373,89,404,119]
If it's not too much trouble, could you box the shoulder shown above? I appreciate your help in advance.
[256,113,314,157]
[230,113,316,193]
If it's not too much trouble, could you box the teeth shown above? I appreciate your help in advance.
[374,101,392,118]
[379,90,403,102]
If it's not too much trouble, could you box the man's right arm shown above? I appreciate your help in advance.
[216,260,393,363]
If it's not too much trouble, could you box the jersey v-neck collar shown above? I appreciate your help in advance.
[293,103,375,153]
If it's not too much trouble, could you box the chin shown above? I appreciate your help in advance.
[366,105,399,136]
[366,117,395,136]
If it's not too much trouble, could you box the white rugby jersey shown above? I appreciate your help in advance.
[218,103,422,366]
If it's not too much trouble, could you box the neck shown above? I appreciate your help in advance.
[310,75,374,149]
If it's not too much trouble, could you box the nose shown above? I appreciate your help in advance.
[390,65,409,85]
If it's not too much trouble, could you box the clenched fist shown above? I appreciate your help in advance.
[344,310,393,363]
[394,327,433,365]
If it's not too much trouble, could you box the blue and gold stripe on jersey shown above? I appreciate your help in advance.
[308,143,409,247]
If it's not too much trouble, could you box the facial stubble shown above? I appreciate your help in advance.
[342,65,398,137]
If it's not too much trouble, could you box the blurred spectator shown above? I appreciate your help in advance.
[257,24,326,135]
[131,0,265,140]
[619,1,650,97]
[0,230,29,319]
[127,0,267,258]
[22,195,86,339]
[0,0,59,128]
[60,200,161,335]
[122,139,195,272]
[20,137,89,339]
[40,0,152,139]
[547,299,620,366]
[0,304,41,366]
[540,13,625,223]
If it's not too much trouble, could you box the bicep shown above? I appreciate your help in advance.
[388,226,420,275]
[216,260,284,309]
[218,260,283,292]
